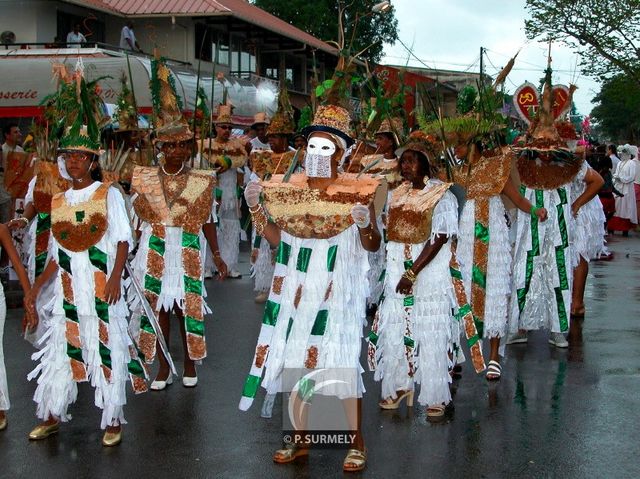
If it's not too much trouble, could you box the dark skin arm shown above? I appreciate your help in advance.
[502,179,548,222]
[24,259,58,331]
[203,221,228,280]
[103,241,129,305]
[396,234,448,295]
[0,225,30,292]
[356,203,382,252]
[6,202,36,231]
[572,168,605,216]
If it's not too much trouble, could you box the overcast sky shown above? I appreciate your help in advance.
[382,0,599,116]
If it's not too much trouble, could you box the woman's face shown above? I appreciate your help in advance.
[400,150,426,184]
[160,140,191,165]
[62,151,95,181]
[374,133,395,154]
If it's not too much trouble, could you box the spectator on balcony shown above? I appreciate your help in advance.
[120,21,141,52]
[66,24,87,47]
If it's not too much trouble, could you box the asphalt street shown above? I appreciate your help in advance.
[1,234,639,478]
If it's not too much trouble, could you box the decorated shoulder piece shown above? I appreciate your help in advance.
[261,172,387,239]
[251,150,295,179]
[51,183,111,252]
[387,182,452,244]
[198,137,248,170]
[34,160,70,213]
[360,153,403,189]
[447,147,513,199]
[131,166,216,233]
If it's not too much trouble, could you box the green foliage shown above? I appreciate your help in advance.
[253,0,399,64]
[456,86,477,114]
[591,74,640,142]
[525,0,640,84]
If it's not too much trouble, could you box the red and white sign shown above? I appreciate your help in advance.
[513,82,573,125]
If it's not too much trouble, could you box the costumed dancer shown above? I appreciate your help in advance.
[566,135,605,320]
[25,61,147,446]
[108,72,152,191]
[7,68,71,345]
[0,223,33,432]
[608,144,637,236]
[249,86,297,304]
[428,60,549,380]
[507,63,583,348]
[239,75,386,471]
[130,56,228,390]
[368,131,459,420]
[199,103,248,278]
[359,116,404,310]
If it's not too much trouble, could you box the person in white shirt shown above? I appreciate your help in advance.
[66,24,86,47]
[120,21,141,52]
[608,144,620,172]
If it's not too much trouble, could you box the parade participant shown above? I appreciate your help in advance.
[198,103,248,279]
[25,62,147,445]
[359,116,405,310]
[569,158,605,319]
[239,91,385,471]
[0,222,33,431]
[130,56,228,390]
[6,67,72,344]
[292,132,307,151]
[249,86,297,303]
[368,131,459,419]
[109,72,151,189]
[608,144,637,236]
[452,140,548,378]
[249,112,271,152]
[507,67,583,348]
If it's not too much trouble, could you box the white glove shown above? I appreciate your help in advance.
[244,181,263,208]
[351,203,371,229]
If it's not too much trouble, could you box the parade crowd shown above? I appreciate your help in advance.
[0,50,636,473]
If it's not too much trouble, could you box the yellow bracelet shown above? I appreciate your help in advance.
[402,268,417,284]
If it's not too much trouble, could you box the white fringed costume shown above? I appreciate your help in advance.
[509,181,574,335]
[23,167,69,346]
[454,151,513,341]
[129,166,217,363]
[251,231,274,293]
[571,162,606,265]
[28,182,141,429]
[239,172,384,410]
[372,180,458,407]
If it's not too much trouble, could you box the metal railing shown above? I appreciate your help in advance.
[0,42,192,66]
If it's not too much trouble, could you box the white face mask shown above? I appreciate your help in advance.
[305,136,337,178]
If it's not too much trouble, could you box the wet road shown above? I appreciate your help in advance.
[1,235,639,478]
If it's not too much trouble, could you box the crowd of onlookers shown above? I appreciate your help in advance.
[589,144,639,236]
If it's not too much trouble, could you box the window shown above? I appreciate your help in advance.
[218,33,229,65]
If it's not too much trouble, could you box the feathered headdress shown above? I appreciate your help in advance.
[49,59,109,155]
[150,55,192,142]
[266,84,295,136]
[113,72,139,132]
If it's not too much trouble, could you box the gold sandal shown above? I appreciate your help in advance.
[426,404,446,420]
[379,390,414,410]
[273,443,309,464]
[343,447,367,472]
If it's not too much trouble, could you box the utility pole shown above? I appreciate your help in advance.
[479,46,485,89]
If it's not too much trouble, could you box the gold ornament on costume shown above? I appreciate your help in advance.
[51,183,111,252]
[261,173,386,239]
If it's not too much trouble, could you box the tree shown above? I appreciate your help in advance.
[252,0,398,64]
[590,74,640,142]
[524,0,640,85]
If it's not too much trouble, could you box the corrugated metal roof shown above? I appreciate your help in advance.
[65,0,336,54]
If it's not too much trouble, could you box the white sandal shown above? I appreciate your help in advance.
[485,360,502,381]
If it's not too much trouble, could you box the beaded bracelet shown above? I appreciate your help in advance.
[402,268,417,284]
